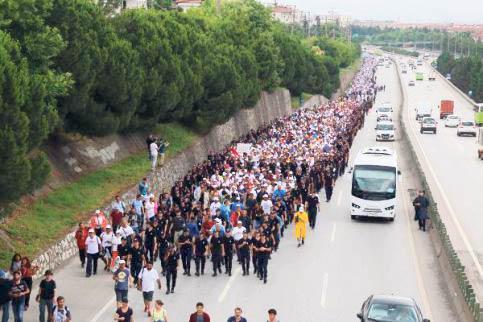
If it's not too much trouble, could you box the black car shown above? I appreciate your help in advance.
[357,294,430,322]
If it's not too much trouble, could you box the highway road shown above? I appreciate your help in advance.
[22,62,457,322]
[396,58,483,295]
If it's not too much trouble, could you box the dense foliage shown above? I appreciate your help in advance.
[0,0,358,203]
[437,52,483,102]
[380,46,419,57]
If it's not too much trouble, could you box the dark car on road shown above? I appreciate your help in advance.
[357,294,430,322]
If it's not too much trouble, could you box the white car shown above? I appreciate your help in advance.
[444,115,460,128]
[375,121,395,141]
[457,121,477,137]
[376,106,393,121]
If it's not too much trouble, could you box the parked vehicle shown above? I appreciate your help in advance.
[439,100,454,119]
[457,121,477,137]
[420,117,437,134]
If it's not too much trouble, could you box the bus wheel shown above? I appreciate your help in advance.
[388,217,395,222]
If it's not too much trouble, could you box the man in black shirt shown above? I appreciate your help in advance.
[117,238,131,263]
[129,240,145,285]
[0,270,12,322]
[306,192,320,229]
[237,232,251,276]
[157,232,169,276]
[222,230,236,276]
[37,270,56,322]
[144,222,157,263]
[8,271,29,321]
[164,246,179,294]
[210,230,224,277]
[177,229,193,276]
[193,233,208,276]
[256,235,272,284]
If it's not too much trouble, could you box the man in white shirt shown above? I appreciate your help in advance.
[260,194,273,215]
[137,261,161,317]
[209,197,221,217]
[85,228,102,277]
[100,225,115,271]
[231,221,246,242]
[117,219,134,244]
[149,140,158,171]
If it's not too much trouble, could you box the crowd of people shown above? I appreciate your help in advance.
[0,55,378,322]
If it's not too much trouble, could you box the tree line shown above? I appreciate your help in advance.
[437,52,483,102]
[0,0,359,203]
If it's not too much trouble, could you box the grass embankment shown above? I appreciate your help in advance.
[0,123,197,268]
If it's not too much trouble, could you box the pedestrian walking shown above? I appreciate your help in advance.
[150,300,168,322]
[413,190,430,232]
[8,270,30,322]
[36,270,56,322]
[74,223,88,268]
[149,138,159,171]
[85,228,102,277]
[189,302,210,322]
[164,246,179,294]
[267,308,279,322]
[137,261,161,317]
[193,232,208,276]
[294,205,308,247]
[237,232,251,276]
[256,234,272,284]
[324,172,334,202]
[51,296,71,322]
[101,225,115,271]
[227,307,247,322]
[177,229,193,276]
[114,299,134,322]
[19,257,37,310]
[223,229,236,276]
[210,230,224,277]
[0,270,12,322]
[306,192,319,229]
[130,239,145,285]
[113,260,132,308]
[89,210,107,236]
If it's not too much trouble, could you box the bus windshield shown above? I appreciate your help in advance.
[352,165,396,201]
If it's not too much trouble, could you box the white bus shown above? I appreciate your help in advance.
[350,147,399,221]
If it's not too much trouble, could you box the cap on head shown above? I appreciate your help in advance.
[95,210,101,215]
[88,228,95,233]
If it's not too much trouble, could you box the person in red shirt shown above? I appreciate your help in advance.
[20,257,38,310]
[89,210,107,236]
[110,209,123,233]
[75,222,89,268]
[200,214,214,235]
[230,206,242,228]
[189,302,210,322]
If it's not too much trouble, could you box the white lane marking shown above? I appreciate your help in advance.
[330,223,337,243]
[320,273,329,308]
[336,191,343,206]
[218,267,242,303]
[403,83,483,279]
[90,295,116,322]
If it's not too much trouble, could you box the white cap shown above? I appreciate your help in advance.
[106,225,112,229]
[215,218,222,224]
[119,259,126,264]
[88,228,95,233]
[95,210,101,214]
[263,194,268,198]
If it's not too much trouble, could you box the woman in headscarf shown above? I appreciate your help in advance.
[294,205,308,247]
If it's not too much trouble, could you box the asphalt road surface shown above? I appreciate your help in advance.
[22,61,457,322]
[397,58,483,296]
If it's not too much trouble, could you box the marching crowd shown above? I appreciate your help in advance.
[0,55,378,322]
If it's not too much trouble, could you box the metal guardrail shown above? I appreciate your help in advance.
[390,57,483,322]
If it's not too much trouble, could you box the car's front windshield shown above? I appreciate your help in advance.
[367,303,418,322]
[377,124,394,131]
[378,107,391,112]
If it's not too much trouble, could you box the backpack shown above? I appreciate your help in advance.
[52,305,71,322]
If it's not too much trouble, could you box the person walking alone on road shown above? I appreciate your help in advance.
[36,270,56,322]
[294,206,308,247]
[227,307,247,322]
[306,192,319,229]
[149,138,159,171]
[412,190,430,232]
[85,228,102,277]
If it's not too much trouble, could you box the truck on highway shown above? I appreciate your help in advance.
[415,104,432,121]
[415,72,424,81]
[475,103,483,126]
[350,147,398,221]
[438,100,454,119]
